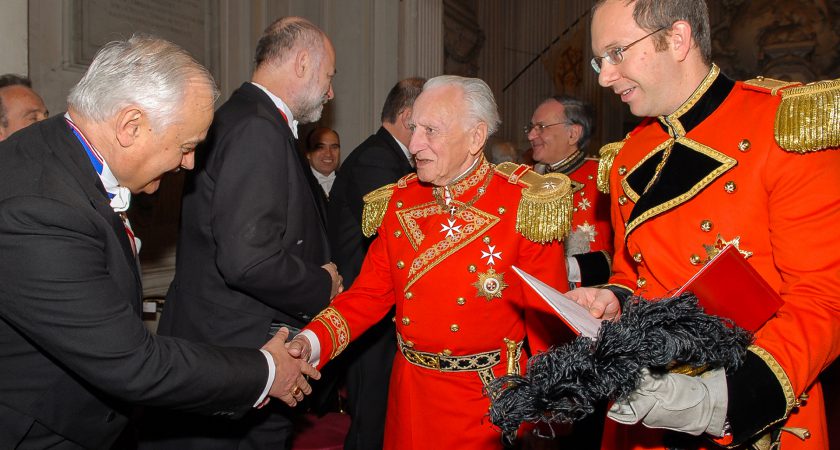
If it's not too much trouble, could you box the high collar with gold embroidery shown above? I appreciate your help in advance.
[441,156,492,200]
[657,64,736,138]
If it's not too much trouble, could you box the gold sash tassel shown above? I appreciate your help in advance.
[775,78,840,153]
[361,183,395,237]
[597,140,624,194]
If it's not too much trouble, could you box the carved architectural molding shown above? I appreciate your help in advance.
[443,0,484,77]
[711,0,839,81]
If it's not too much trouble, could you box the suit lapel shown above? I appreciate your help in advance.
[242,83,330,238]
[49,118,142,287]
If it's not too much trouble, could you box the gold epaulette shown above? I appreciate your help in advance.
[494,162,573,244]
[744,76,840,153]
[361,183,395,237]
[597,140,624,194]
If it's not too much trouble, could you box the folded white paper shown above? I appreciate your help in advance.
[512,266,602,339]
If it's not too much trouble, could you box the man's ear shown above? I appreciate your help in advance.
[670,20,693,61]
[469,122,489,156]
[115,107,144,148]
[398,107,412,129]
[568,123,583,147]
[294,49,309,79]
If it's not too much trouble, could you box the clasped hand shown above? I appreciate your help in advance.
[260,328,320,407]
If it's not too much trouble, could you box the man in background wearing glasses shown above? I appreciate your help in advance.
[526,96,613,293]
[566,1,840,450]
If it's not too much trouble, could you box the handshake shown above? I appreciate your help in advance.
[257,261,340,408]
[259,327,318,408]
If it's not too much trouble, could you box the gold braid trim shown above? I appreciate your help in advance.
[775,78,840,153]
[749,345,797,416]
[494,163,573,243]
[312,306,350,360]
[361,183,395,237]
[743,76,802,96]
[597,141,624,194]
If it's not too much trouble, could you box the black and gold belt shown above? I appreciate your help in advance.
[396,333,523,374]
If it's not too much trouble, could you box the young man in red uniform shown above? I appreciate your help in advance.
[527,95,613,290]
[567,1,840,449]
[288,75,589,449]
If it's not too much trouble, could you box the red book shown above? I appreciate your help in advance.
[675,244,784,332]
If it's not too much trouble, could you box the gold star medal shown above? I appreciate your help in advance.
[473,268,508,300]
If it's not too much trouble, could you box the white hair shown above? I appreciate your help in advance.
[68,34,219,130]
[423,75,501,136]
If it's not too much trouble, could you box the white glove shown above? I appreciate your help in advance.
[608,368,729,437]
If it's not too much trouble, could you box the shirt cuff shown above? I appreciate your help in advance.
[566,256,582,283]
[253,349,275,407]
[300,329,322,367]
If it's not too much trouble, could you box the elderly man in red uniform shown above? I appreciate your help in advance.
[289,75,580,449]
[566,1,840,449]
[527,95,613,290]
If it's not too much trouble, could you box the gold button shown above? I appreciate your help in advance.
[483,236,491,244]
[498,207,506,215]
[618,195,628,206]
[724,181,737,193]
[391,316,396,323]
[618,165,627,175]
[633,252,643,263]
[468,265,477,273]
[637,277,647,288]
[738,139,751,152]
[573,207,579,212]
[396,260,405,269]
[457,297,466,305]
[404,340,414,348]
[396,200,404,208]
[690,254,703,265]
[402,317,410,325]
[450,324,460,332]
[588,174,594,180]
[405,292,413,300]
[441,349,452,356]
[394,230,402,238]
[700,220,713,232]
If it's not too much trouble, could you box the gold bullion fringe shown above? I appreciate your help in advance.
[597,140,624,194]
[361,183,395,237]
[775,78,840,153]
[516,173,573,244]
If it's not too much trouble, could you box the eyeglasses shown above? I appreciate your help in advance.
[590,26,667,74]
[523,121,571,136]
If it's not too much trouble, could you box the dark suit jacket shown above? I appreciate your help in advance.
[328,127,413,286]
[0,116,267,449]
[158,82,332,349]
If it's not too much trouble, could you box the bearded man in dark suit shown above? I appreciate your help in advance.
[327,77,425,450]
[0,35,317,450]
[147,16,342,450]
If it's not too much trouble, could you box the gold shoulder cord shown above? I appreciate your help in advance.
[361,183,395,237]
[494,162,573,244]
[597,141,624,194]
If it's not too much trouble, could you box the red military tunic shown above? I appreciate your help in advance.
[565,157,613,288]
[600,65,840,449]
[305,159,572,450]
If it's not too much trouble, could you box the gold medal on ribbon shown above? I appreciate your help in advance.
[473,268,508,300]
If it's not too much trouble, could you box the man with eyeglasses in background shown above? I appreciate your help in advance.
[565,1,840,450]
[527,95,613,293]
